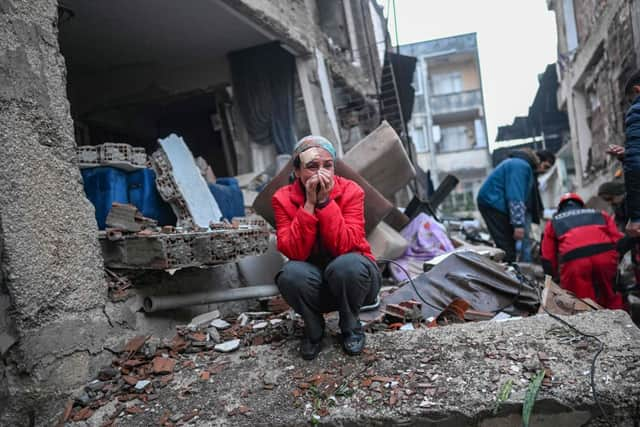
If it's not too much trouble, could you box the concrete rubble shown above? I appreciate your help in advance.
[58,310,640,426]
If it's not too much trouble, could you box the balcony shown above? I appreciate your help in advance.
[430,89,483,121]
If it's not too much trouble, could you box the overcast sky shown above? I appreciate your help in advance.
[386,0,558,151]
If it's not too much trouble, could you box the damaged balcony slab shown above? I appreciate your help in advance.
[81,310,640,426]
[100,221,270,270]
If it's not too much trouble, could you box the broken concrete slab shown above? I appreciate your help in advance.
[539,276,602,315]
[106,202,157,232]
[151,134,223,228]
[367,221,409,261]
[188,310,221,329]
[93,310,640,426]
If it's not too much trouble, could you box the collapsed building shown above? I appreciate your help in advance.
[0,1,399,424]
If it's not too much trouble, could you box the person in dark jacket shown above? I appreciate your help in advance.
[273,136,381,360]
[599,179,640,287]
[598,179,627,231]
[477,148,555,262]
[624,71,640,238]
[541,193,624,309]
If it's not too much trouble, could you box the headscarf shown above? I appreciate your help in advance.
[293,135,336,162]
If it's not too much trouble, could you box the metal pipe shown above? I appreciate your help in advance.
[143,284,280,312]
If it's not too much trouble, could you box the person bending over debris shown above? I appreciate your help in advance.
[599,179,640,289]
[272,136,381,360]
[541,193,624,309]
[598,179,627,231]
[476,148,555,262]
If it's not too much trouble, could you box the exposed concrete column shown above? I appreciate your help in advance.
[632,0,640,69]
[342,0,360,67]
[0,2,124,425]
[567,90,590,190]
[296,54,343,155]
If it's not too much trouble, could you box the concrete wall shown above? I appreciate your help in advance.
[0,2,129,424]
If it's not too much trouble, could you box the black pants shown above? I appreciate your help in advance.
[479,204,516,263]
[276,253,381,342]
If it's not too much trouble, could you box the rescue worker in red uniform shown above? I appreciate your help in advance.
[541,193,625,309]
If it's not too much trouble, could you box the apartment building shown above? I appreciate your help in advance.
[400,33,490,215]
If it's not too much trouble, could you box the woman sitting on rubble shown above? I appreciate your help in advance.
[272,136,381,360]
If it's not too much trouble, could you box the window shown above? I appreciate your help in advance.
[411,124,428,153]
[412,63,423,95]
[431,72,462,95]
[438,125,468,152]
[562,0,578,52]
[413,95,426,114]
[441,181,475,213]
[474,119,487,148]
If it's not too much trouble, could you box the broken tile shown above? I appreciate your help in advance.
[214,339,240,353]
[152,357,176,375]
[72,407,94,421]
[207,327,221,343]
[134,380,151,391]
[123,335,148,354]
[252,321,268,330]
[126,406,144,415]
[122,375,139,386]
[210,319,231,330]
[237,313,249,326]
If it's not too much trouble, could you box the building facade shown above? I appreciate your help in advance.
[400,33,490,215]
[547,0,640,204]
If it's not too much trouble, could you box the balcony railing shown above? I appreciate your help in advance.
[430,90,482,117]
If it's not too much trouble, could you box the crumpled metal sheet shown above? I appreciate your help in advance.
[382,251,539,320]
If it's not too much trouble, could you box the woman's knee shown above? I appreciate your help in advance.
[276,261,320,293]
[325,253,370,283]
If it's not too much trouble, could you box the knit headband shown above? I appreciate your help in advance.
[293,135,336,161]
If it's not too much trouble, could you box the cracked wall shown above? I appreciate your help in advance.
[0,1,124,424]
[551,0,639,200]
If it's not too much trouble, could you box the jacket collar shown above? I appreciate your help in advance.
[289,175,345,206]
[509,148,540,171]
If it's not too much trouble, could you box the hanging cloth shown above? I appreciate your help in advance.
[229,42,297,155]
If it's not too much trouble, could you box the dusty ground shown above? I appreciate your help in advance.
[67,310,640,427]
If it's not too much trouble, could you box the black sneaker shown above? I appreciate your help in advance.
[301,338,322,360]
[342,331,365,356]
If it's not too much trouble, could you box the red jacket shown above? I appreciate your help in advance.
[272,175,374,263]
[541,208,622,279]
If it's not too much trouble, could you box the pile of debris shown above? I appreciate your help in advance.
[61,307,299,425]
